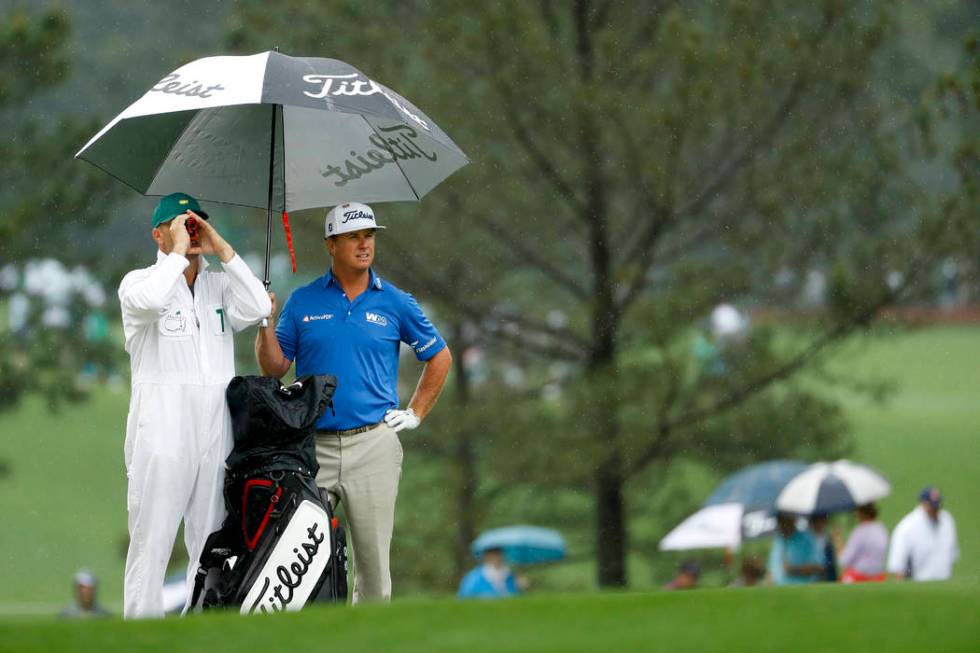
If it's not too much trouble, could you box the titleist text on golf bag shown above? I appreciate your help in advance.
[190,375,349,614]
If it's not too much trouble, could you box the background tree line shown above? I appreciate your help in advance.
[1,0,976,591]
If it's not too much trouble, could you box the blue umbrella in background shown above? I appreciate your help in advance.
[705,459,810,513]
[472,526,566,565]
[660,460,809,550]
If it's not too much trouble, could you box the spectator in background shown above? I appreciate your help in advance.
[458,547,519,599]
[887,487,959,581]
[768,513,823,586]
[839,503,889,583]
[808,514,838,582]
[58,570,110,619]
[663,560,701,590]
[730,556,766,587]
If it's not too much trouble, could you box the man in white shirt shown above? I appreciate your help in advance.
[887,487,959,581]
[118,192,271,618]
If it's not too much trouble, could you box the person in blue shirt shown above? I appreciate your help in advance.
[768,513,824,585]
[256,202,452,603]
[458,548,520,599]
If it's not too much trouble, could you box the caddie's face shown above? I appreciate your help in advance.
[327,228,375,271]
[152,212,202,256]
[152,221,176,254]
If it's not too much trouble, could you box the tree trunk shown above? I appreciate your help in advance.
[595,454,627,587]
[590,354,628,587]
[449,320,479,582]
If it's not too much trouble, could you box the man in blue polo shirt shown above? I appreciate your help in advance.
[255,201,452,603]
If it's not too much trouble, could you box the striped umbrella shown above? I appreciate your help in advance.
[775,460,891,515]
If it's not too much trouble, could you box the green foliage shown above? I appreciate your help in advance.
[0,260,121,413]
[223,0,977,587]
[0,7,125,416]
[0,5,122,262]
[0,7,70,106]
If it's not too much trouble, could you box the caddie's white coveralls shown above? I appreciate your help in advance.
[118,250,270,618]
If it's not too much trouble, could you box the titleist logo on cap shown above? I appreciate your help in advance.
[342,209,372,223]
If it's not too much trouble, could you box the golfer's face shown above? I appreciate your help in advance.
[330,229,375,271]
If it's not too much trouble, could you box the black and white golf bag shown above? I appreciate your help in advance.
[190,374,348,614]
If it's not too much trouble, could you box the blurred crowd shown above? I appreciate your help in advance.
[662,486,959,592]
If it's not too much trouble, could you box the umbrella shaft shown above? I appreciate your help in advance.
[263,103,279,288]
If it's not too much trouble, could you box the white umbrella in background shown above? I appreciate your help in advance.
[776,460,891,515]
[659,503,743,551]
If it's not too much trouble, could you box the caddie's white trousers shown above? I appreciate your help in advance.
[316,423,403,603]
[123,382,232,618]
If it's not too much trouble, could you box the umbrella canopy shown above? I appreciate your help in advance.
[704,459,810,511]
[472,526,566,565]
[76,50,469,284]
[775,460,891,515]
[76,51,468,210]
[659,503,743,551]
[658,460,809,551]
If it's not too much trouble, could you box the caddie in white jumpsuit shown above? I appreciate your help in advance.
[118,192,271,618]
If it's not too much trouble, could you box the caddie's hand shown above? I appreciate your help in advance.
[384,407,420,433]
[267,291,279,322]
[192,211,235,263]
[169,213,191,256]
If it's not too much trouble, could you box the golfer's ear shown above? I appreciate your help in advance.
[151,227,163,247]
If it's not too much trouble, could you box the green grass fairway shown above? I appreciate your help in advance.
[1,583,977,653]
[830,326,980,586]
[0,326,976,612]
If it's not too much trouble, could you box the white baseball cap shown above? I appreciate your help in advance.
[324,202,387,237]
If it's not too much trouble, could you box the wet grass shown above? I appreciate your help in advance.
[1,582,977,653]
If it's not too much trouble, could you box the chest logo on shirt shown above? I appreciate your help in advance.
[303,313,334,322]
[365,312,388,327]
[162,310,187,334]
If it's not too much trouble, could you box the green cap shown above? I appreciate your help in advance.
[152,192,209,228]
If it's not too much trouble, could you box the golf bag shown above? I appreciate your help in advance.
[189,374,349,614]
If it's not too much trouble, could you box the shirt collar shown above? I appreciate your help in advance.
[323,268,383,291]
[155,249,208,271]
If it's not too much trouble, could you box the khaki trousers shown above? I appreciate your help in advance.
[315,422,403,603]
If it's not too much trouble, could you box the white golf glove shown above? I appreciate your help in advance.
[384,407,420,432]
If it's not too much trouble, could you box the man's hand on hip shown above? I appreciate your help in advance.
[384,408,420,432]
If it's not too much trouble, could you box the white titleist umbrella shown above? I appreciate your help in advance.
[76,50,469,282]
[776,460,891,515]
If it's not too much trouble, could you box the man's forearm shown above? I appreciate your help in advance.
[255,326,290,377]
[407,346,452,421]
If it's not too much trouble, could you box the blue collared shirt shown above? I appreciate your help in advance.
[276,268,446,430]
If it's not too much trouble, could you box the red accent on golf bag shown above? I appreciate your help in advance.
[242,479,282,551]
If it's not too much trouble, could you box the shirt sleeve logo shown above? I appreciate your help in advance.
[415,336,437,354]
[365,311,388,327]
